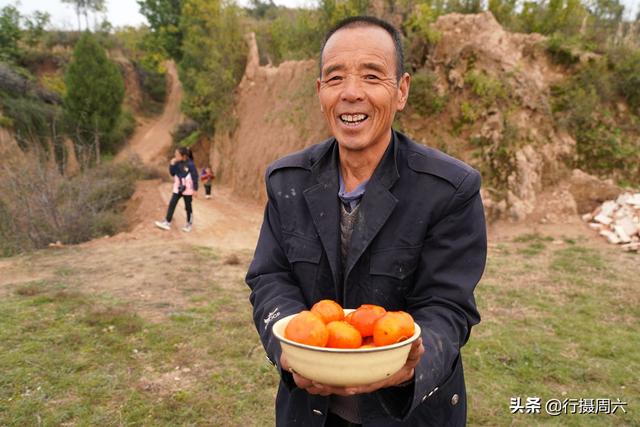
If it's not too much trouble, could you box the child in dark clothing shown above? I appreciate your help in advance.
[155,147,198,232]
[200,167,215,199]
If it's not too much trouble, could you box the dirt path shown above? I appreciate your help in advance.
[123,180,263,251]
[116,61,182,166]
[0,61,263,316]
[114,59,263,251]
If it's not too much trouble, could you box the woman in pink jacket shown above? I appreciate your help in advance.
[155,147,199,232]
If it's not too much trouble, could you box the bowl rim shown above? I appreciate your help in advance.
[273,310,422,354]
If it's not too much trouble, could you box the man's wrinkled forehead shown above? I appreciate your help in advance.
[320,25,397,75]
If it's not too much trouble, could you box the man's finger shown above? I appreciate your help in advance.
[406,339,424,366]
[306,386,332,396]
[279,354,289,370]
[311,382,354,397]
[409,338,423,356]
[292,373,314,389]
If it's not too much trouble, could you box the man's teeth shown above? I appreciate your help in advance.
[340,114,367,123]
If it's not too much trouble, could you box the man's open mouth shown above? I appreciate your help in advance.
[339,113,368,126]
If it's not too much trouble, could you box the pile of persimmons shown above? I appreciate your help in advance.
[284,300,415,349]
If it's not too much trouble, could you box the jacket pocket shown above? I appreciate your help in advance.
[362,246,422,308]
[283,234,323,296]
[284,233,322,264]
[370,246,421,280]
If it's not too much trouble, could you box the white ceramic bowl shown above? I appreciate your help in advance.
[272,309,421,386]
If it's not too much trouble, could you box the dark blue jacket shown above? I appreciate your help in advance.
[246,130,487,426]
[170,160,199,192]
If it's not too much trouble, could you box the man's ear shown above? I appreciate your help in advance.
[396,72,411,112]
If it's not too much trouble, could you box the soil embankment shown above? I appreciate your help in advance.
[208,13,628,221]
[209,33,330,203]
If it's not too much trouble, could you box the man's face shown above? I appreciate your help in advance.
[317,25,410,153]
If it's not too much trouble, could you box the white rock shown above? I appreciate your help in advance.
[622,242,639,252]
[614,205,634,220]
[616,193,631,205]
[615,217,638,237]
[582,213,593,222]
[600,200,618,217]
[600,230,621,244]
[627,194,640,207]
[594,214,612,225]
[588,223,603,230]
[613,225,632,243]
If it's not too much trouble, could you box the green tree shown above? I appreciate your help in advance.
[446,0,482,14]
[489,0,518,27]
[589,0,624,22]
[137,0,182,60]
[320,0,370,28]
[61,0,106,31]
[403,2,442,69]
[248,0,278,18]
[179,0,246,132]
[259,10,323,64]
[518,0,587,35]
[614,50,640,112]
[0,5,22,62]
[64,33,124,164]
[23,11,51,47]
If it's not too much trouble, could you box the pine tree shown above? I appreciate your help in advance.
[64,32,124,164]
[0,5,22,62]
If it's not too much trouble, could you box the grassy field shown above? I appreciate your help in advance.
[0,234,638,426]
[466,234,638,426]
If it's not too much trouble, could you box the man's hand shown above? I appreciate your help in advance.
[279,338,424,396]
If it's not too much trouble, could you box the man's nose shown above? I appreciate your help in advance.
[340,75,364,102]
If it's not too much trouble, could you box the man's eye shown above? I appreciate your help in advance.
[365,74,379,80]
[327,76,342,82]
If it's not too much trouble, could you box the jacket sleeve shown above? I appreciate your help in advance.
[246,172,308,389]
[169,163,179,176]
[189,162,199,191]
[376,169,486,420]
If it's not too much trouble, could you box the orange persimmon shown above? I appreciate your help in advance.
[326,321,362,349]
[311,299,345,324]
[372,311,415,347]
[347,304,386,337]
[284,311,329,347]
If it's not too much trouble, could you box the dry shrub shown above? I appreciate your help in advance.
[223,253,241,265]
[0,148,143,256]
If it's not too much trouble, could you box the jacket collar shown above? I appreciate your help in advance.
[310,131,400,189]
[343,132,399,286]
[303,131,400,304]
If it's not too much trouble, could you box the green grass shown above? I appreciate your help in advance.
[0,276,278,426]
[1,240,638,425]
[466,243,639,426]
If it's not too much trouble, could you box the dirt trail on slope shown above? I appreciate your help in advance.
[0,60,263,318]
[114,59,263,251]
[116,61,182,166]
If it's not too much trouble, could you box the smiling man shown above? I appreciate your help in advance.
[246,16,487,427]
